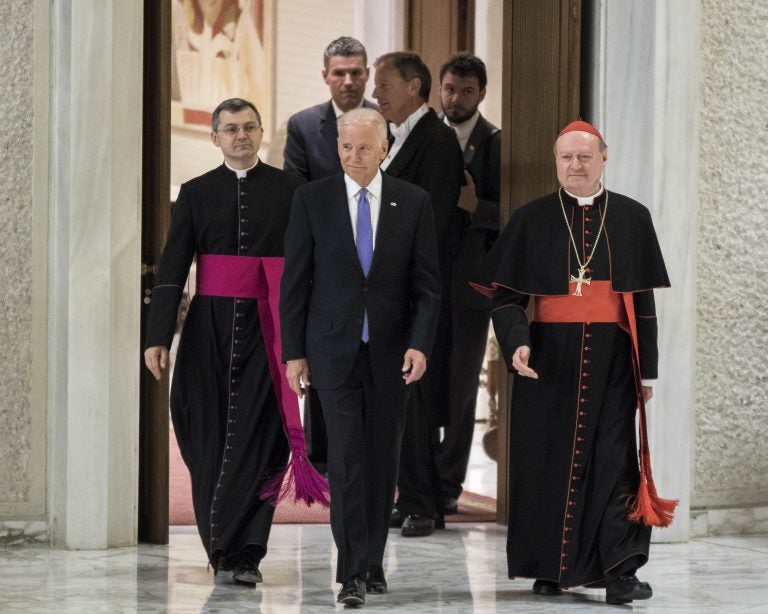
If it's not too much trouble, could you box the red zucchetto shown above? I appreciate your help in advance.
[558,120,604,142]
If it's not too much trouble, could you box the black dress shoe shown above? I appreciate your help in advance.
[232,563,263,585]
[401,514,435,537]
[337,576,366,606]
[390,507,404,528]
[605,574,652,604]
[532,579,562,595]
[443,496,459,515]
[365,570,387,594]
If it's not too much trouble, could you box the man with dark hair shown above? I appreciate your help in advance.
[283,37,379,474]
[280,107,440,605]
[283,36,378,181]
[435,52,501,515]
[373,51,465,537]
[144,98,319,586]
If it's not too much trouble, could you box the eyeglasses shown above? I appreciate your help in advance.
[216,123,261,137]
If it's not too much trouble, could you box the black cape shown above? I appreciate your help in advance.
[145,162,302,571]
[485,189,670,587]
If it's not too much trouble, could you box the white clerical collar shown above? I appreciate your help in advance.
[225,158,259,179]
[389,103,429,142]
[564,184,604,206]
[444,110,480,152]
[331,98,364,118]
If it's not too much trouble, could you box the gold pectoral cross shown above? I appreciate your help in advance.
[570,266,592,296]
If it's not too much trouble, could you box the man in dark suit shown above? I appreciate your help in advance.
[373,51,464,537]
[280,108,440,606]
[283,36,378,181]
[283,36,378,473]
[436,52,501,515]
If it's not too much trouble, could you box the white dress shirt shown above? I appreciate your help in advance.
[444,110,480,152]
[344,171,383,249]
[380,103,429,170]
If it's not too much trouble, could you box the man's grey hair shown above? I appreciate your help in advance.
[374,52,431,102]
[337,108,387,141]
[211,98,261,131]
[324,36,367,69]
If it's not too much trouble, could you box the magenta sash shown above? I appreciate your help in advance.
[197,254,329,507]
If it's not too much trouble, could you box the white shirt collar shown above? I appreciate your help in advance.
[331,98,364,118]
[344,170,383,201]
[225,158,259,178]
[564,184,604,206]
[389,103,429,142]
[444,110,480,152]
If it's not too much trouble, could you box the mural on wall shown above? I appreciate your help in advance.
[171,0,273,139]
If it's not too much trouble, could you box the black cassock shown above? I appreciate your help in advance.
[484,189,669,587]
[145,162,302,571]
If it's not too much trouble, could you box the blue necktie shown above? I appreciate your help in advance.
[356,188,373,341]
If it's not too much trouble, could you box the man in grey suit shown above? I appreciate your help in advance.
[280,108,440,606]
[283,37,378,472]
[283,36,378,181]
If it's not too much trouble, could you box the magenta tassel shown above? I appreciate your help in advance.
[260,429,330,507]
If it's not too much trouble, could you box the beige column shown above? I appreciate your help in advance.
[47,0,144,548]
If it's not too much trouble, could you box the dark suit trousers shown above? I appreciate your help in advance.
[436,309,491,499]
[317,344,409,583]
[396,382,444,518]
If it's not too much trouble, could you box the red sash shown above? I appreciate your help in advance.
[533,280,676,527]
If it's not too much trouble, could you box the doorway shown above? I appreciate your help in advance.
[137,0,583,542]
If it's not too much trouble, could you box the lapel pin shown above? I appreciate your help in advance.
[390,201,397,207]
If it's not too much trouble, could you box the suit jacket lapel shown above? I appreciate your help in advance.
[384,110,433,177]
[464,116,487,166]
[319,101,339,154]
[328,175,363,273]
[370,177,397,273]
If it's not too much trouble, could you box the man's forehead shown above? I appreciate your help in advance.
[219,109,258,124]
[328,55,366,69]
[556,131,602,152]
[442,71,479,86]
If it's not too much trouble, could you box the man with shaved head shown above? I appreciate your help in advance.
[477,120,675,605]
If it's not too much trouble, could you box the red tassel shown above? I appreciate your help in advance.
[620,292,678,529]
[627,478,678,528]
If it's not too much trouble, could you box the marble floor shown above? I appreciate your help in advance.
[1,527,767,613]
[2,427,767,613]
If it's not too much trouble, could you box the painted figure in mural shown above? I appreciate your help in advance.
[476,120,675,605]
[173,0,268,116]
[144,98,327,586]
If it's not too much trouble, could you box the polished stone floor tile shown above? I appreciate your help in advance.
[1,524,767,613]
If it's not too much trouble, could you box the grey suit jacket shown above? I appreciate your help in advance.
[283,99,379,182]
